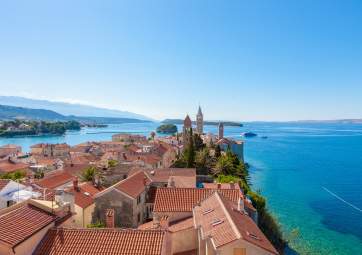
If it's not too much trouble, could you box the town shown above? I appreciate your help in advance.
[0,107,281,255]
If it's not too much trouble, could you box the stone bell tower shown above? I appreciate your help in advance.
[196,106,203,134]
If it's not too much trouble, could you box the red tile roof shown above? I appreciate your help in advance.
[137,217,194,233]
[0,203,57,248]
[96,171,151,199]
[153,188,240,212]
[114,170,151,198]
[145,168,196,183]
[194,192,278,254]
[66,182,102,209]
[0,179,10,190]
[203,183,240,190]
[63,163,89,176]
[35,171,73,189]
[34,228,168,255]
[168,217,194,233]
[0,161,29,173]
[203,183,256,211]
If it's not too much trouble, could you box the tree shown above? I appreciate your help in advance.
[193,133,204,151]
[216,174,240,183]
[0,170,26,181]
[215,154,235,175]
[195,148,212,175]
[150,131,156,140]
[214,145,221,158]
[184,128,195,167]
[108,159,118,168]
[87,220,105,228]
[81,166,98,181]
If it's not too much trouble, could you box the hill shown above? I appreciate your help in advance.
[0,96,152,121]
[0,105,152,124]
[0,104,67,120]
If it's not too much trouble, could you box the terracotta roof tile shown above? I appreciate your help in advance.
[96,171,151,199]
[146,168,196,183]
[154,188,240,212]
[194,192,278,254]
[114,171,151,198]
[34,228,167,255]
[0,161,29,173]
[0,203,57,248]
[203,183,240,190]
[168,217,194,233]
[35,171,73,189]
[0,179,10,190]
[66,183,102,209]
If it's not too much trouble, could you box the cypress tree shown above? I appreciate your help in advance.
[186,128,195,167]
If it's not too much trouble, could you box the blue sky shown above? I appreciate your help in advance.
[0,0,362,121]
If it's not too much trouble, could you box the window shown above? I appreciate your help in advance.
[247,231,260,240]
[203,208,214,215]
[211,218,223,226]
[137,196,141,204]
[233,248,246,255]
[137,213,141,223]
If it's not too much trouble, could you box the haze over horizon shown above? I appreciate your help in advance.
[1,1,362,121]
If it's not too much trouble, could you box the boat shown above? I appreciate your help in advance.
[243,132,257,138]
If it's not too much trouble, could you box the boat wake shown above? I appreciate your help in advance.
[322,186,362,213]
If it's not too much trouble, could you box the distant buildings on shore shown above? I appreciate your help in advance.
[182,106,244,161]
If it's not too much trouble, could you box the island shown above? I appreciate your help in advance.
[156,124,178,134]
[0,120,81,137]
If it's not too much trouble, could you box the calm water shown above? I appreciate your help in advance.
[1,122,361,254]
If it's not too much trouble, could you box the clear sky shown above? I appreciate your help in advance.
[0,0,362,121]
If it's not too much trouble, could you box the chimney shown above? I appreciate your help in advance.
[73,177,79,192]
[95,175,101,188]
[159,215,169,230]
[105,209,115,228]
[230,182,235,189]
[143,176,148,187]
[168,177,175,188]
[238,197,245,212]
[217,183,221,189]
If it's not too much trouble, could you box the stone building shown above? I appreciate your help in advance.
[30,143,70,158]
[92,171,152,228]
[182,115,192,145]
[0,144,22,158]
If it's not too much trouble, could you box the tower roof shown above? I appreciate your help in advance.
[197,106,203,116]
[184,115,192,127]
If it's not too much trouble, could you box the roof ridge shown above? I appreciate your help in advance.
[214,192,242,239]
[53,227,166,233]
[95,169,149,197]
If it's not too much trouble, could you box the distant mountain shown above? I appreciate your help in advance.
[0,104,151,124]
[295,119,362,124]
[0,96,152,121]
[0,104,67,120]
[162,119,243,127]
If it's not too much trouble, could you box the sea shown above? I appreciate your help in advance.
[0,122,361,255]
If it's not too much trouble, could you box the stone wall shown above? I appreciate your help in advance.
[93,189,135,228]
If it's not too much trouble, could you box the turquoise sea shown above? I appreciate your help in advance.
[0,122,361,254]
